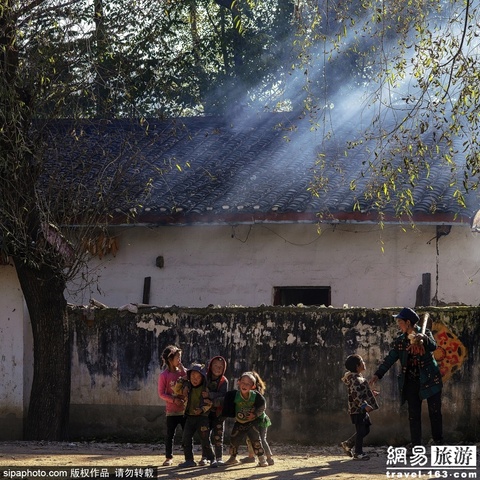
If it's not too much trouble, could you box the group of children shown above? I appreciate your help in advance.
[159,309,440,466]
[158,345,274,468]
[158,345,377,466]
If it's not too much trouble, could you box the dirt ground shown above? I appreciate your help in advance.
[0,441,396,480]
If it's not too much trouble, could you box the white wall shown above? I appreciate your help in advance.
[0,263,27,439]
[65,222,480,309]
[2,222,480,439]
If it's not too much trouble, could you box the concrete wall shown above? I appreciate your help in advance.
[69,306,480,445]
[0,263,30,440]
[65,223,480,309]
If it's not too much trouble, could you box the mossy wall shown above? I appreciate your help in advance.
[69,306,480,445]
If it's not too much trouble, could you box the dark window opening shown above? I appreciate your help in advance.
[273,286,331,307]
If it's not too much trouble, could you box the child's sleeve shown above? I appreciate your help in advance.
[364,383,379,410]
[253,392,266,417]
[158,373,174,404]
[211,378,229,407]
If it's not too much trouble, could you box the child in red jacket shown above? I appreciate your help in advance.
[201,356,229,467]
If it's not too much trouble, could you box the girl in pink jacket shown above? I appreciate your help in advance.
[158,345,187,466]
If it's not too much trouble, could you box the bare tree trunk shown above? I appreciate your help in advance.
[14,259,71,440]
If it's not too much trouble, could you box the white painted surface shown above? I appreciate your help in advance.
[65,223,480,308]
[0,263,26,438]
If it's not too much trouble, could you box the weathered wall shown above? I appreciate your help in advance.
[69,306,480,445]
[65,223,480,309]
[4,222,480,440]
[0,263,29,440]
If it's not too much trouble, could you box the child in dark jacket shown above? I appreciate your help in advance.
[201,356,229,467]
[341,354,379,461]
[178,363,215,468]
[222,372,268,467]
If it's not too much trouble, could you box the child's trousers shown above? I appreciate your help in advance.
[165,415,186,459]
[182,415,215,462]
[352,412,371,455]
[229,420,265,457]
[204,413,226,460]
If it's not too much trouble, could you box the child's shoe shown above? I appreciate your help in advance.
[210,458,225,468]
[178,460,197,467]
[198,458,209,466]
[224,455,240,465]
[162,458,173,466]
[267,457,275,465]
[340,441,353,457]
[257,455,268,467]
[353,453,370,461]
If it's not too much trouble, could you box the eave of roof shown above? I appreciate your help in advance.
[110,209,474,227]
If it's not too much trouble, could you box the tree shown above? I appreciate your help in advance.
[0,0,161,439]
[1,0,69,439]
[291,0,480,220]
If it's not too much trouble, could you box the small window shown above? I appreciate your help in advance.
[273,286,331,306]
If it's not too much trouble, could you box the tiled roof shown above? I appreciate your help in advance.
[43,115,480,226]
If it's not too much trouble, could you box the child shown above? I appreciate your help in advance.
[201,356,229,468]
[222,372,268,467]
[158,345,187,466]
[341,354,379,460]
[179,363,215,468]
[241,371,274,466]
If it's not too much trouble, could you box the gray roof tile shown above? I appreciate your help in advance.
[43,116,480,226]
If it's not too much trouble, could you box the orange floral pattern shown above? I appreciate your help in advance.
[432,322,467,382]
